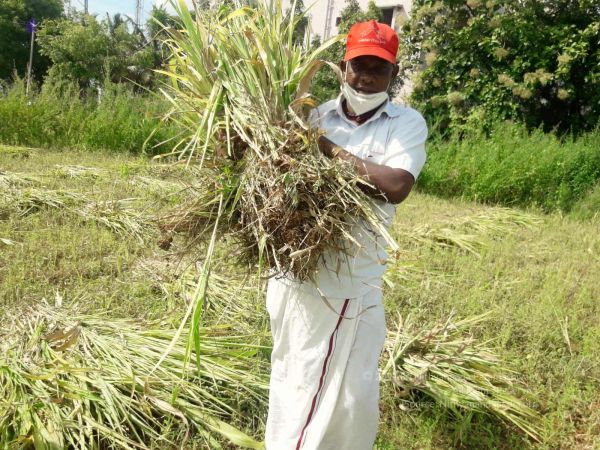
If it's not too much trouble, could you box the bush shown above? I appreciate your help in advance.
[400,0,600,135]
[418,122,600,212]
[570,183,600,220]
[0,78,176,154]
[37,13,157,89]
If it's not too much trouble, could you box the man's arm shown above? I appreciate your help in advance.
[318,135,415,204]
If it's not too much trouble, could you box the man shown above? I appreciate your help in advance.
[265,20,428,450]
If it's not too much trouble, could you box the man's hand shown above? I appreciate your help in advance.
[317,135,341,159]
[317,135,415,204]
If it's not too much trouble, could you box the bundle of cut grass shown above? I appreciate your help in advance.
[393,207,540,256]
[52,165,102,179]
[0,170,40,189]
[156,0,396,280]
[0,300,268,449]
[5,187,87,215]
[0,172,151,241]
[75,199,150,242]
[382,313,542,441]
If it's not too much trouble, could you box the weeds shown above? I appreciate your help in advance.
[419,122,600,212]
[0,79,177,154]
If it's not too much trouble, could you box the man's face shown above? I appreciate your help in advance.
[341,55,399,94]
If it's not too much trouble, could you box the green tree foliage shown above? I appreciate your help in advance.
[401,0,600,134]
[312,0,383,103]
[364,0,383,24]
[147,5,180,42]
[0,0,63,80]
[286,0,309,44]
[147,5,182,70]
[37,13,155,88]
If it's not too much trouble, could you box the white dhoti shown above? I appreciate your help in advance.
[265,278,387,450]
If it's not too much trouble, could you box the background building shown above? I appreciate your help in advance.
[306,0,413,39]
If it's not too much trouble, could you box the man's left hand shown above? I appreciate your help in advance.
[317,135,340,159]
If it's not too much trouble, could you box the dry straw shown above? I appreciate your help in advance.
[0,300,267,449]
[156,0,397,280]
[382,313,542,441]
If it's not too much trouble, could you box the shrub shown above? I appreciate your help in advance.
[0,78,176,154]
[418,122,600,212]
[400,0,600,134]
[570,183,600,220]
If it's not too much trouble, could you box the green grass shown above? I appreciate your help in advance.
[571,183,600,221]
[2,145,599,449]
[0,145,193,317]
[0,80,177,154]
[378,194,600,449]
[418,122,600,213]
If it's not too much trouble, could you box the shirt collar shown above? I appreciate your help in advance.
[325,94,402,124]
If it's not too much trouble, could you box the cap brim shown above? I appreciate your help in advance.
[344,46,396,64]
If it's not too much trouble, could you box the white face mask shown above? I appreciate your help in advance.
[341,70,389,116]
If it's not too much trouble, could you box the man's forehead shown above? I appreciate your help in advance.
[348,55,391,66]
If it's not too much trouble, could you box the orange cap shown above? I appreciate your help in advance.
[344,20,399,64]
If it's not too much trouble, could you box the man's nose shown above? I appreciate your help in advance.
[358,73,375,86]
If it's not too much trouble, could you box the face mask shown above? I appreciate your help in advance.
[341,70,389,116]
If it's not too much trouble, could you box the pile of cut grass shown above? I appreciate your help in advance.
[0,300,267,449]
[0,170,152,242]
[157,0,395,280]
[382,313,541,441]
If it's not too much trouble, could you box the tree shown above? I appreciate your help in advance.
[37,13,155,88]
[0,0,64,80]
[147,5,180,41]
[400,0,600,134]
[365,0,383,24]
[311,0,383,103]
[285,0,309,44]
[147,5,190,75]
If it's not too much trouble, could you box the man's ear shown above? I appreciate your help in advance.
[339,60,346,73]
[391,63,399,79]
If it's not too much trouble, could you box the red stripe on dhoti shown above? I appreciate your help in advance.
[295,298,350,450]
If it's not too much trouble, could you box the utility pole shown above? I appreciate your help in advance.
[26,19,37,96]
[135,0,144,30]
[323,0,334,39]
[84,0,88,14]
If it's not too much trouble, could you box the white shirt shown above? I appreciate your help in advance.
[281,95,428,299]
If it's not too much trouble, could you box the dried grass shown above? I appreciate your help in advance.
[382,313,542,441]
[156,0,394,280]
[0,299,267,449]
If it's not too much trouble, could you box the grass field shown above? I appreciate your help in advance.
[1,145,599,449]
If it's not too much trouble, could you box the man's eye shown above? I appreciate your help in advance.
[351,64,390,76]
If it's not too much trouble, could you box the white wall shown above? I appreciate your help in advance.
[304,0,413,40]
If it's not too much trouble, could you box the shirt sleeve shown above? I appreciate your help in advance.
[381,109,428,180]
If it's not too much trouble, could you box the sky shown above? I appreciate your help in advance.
[72,0,164,24]
[82,0,149,22]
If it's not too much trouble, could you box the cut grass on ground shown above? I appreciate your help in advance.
[1,146,599,449]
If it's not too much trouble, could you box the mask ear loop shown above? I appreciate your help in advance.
[386,63,397,93]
